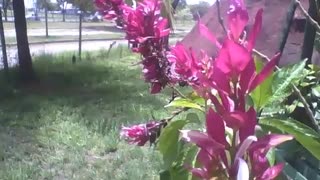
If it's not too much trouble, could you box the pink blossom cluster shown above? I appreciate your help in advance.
[120,120,166,146]
[95,0,126,26]
[168,0,293,179]
[95,0,172,93]
[96,0,294,179]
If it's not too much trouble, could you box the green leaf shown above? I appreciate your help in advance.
[165,98,204,111]
[251,57,274,109]
[267,60,307,104]
[186,113,201,124]
[172,144,198,180]
[311,85,320,98]
[160,170,171,180]
[158,120,189,169]
[275,149,308,180]
[260,118,320,160]
[266,148,276,166]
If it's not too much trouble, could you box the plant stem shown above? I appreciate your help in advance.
[170,85,187,99]
[230,130,237,165]
[164,107,189,122]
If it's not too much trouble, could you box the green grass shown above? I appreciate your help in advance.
[0,47,174,180]
[5,34,124,44]
[4,21,113,30]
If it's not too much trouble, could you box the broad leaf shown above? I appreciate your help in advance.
[267,60,307,104]
[251,56,274,109]
[158,120,188,169]
[275,149,308,180]
[259,118,320,160]
[186,113,201,124]
[165,98,204,111]
[266,148,276,166]
[168,144,198,180]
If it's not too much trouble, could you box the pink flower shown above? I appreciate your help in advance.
[120,121,163,146]
[95,0,125,20]
[181,108,293,179]
[180,109,228,179]
[248,134,294,179]
[124,0,170,45]
[167,43,217,96]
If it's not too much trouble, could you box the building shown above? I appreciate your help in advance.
[181,0,311,66]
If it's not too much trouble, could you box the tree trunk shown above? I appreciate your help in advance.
[0,8,9,77]
[13,0,35,82]
[62,5,66,22]
[78,11,82,60]
[301,0,317,64]
[45,6,48,38]
[3,0,7,22]
[3,9,7,22]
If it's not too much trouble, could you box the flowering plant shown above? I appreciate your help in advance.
[96,0,320,179]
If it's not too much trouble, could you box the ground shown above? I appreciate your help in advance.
[0,48,175,180]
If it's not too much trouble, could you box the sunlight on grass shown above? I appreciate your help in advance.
[0,47,169,180]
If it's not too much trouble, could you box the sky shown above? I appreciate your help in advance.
[186,0,216,5]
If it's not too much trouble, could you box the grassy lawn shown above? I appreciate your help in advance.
[0,48,174,179]
[5,34,125,45]
[4,21,114,30]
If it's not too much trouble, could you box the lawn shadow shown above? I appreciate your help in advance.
[0,50,168,132]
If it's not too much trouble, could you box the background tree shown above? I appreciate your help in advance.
[0,7,8,77]
[2,0,11,22]
[189,1,210,20]
[37,0,55,37]
[71,0,94,60]
[13,0,35,81]
[56,0,69,22]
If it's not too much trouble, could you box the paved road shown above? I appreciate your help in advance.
[0,40,127,67]
[0,38,182,68]
[4,29,118,37]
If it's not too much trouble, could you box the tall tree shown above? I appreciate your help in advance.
[37,0,54,37]
[2,0,11,22]
[13,0,35,81]
[56,0,68,22]
[0,7,8,76]
[72,0,93,60]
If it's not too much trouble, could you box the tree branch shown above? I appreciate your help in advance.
[295,0,320,32]
[278,0,298,55]
[216,0,227,34]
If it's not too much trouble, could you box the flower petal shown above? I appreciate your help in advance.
[216,40,251,75]
[206,108,229,146]
[180,130,225,157]
[198,21,222,48]
[236,158,250,180]
[247,9,263,51]
[250,134,294,151]
[260,163,284,180]
[235,135,257,160]
[248,53,281,93]
[239,107,257,142]
[228,5,249,40]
